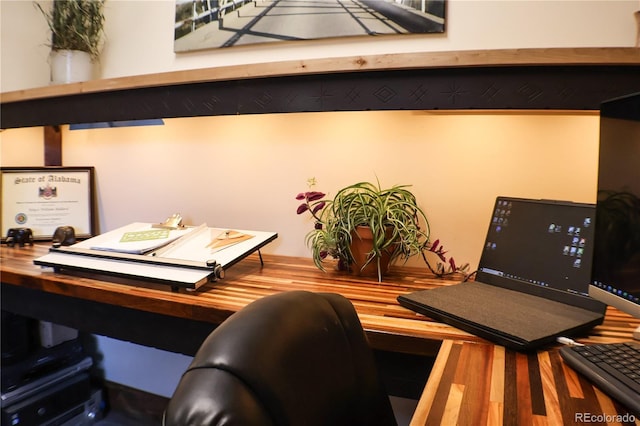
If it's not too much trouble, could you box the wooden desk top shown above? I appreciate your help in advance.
[411,337,640,425]
[3,245,637,351]
[3,245,639,423]
[411,313,640,425]
[1,244,478,355]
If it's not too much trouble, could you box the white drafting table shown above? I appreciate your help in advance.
[34,223,278,291]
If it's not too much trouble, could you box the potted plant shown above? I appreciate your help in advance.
[36,0,106,84]
[295,180,427,281]
[297,179,468,281]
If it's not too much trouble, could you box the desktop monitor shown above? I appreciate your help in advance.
[589,92,640,337]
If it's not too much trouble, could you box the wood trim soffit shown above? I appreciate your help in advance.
[2,48,639,104]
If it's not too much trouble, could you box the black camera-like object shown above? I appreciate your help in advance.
[52,226,76,247]
[5,228,34,247]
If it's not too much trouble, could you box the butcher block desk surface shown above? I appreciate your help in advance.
[2,245,638,425]
[1,244,478,356]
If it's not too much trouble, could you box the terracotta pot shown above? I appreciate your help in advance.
[349,225,396,280]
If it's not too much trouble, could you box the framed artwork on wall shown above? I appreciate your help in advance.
[174,0,445,52]
[1,167,96,242]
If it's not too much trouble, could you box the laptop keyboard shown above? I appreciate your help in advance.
[560,341,640,414]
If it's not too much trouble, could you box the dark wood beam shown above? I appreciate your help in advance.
[2,48,640,129]
[44,125,62,166]
[3,65,639,129]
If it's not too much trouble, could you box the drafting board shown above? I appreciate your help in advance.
[34,223,278,290]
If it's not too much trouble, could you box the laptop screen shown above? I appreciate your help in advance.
[477,197,596,299]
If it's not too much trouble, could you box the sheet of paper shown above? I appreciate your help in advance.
[77,222,195,255]
[158,227,272,266]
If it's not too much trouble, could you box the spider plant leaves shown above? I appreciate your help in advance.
[305,180,431,275]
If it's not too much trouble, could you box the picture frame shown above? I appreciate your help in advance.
[174,0,446,52]
[1,167,97,241]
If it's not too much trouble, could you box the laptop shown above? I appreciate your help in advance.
[397,196,607,351]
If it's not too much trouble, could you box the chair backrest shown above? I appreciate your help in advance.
[163,291,397,426]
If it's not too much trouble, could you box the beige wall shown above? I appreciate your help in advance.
[1,111,600,270]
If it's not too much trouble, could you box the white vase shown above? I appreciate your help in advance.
[50,50,93,84]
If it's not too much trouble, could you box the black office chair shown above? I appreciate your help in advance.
[163,291,397,426]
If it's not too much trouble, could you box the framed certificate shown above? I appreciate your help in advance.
[1,167,96,241]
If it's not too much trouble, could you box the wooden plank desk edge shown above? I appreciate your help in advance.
[0,244,481,354]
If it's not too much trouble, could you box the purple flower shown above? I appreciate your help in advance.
[295,193,306,200]
[296,204,309,214]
